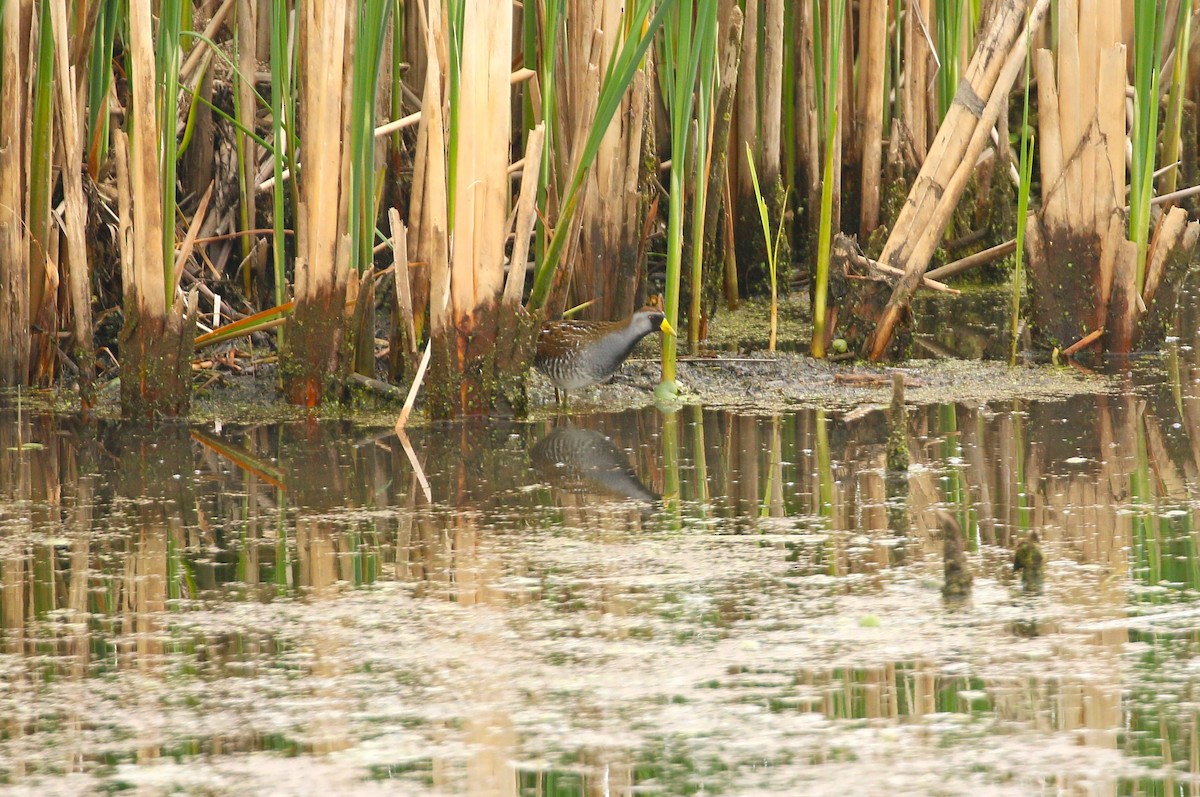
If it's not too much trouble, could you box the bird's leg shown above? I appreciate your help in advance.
[554,387,562,405]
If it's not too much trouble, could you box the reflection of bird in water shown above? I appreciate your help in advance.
[530,427,659,503]
[937,510,973,605]
[1012,531,1044,593]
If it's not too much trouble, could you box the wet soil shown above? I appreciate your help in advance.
[34,292,1110,427]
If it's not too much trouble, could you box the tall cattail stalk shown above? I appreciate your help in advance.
[1010,15,1034,366]
[119,0,198,418]
[348,0,393,376]
[658,0,717,399]
[1160,0,1194,199]
[0,0,29,385]
[51,0,95,400]
[811,0,846,358]
[235,0,258,298]
[29,0,58,383]
[1129,3,1167,292]
[268,0,292,345]
[858,0,888,236]
[701,5,744,312]
[281,1,353,406]
[685,9,719,355]
[85,0,119,177]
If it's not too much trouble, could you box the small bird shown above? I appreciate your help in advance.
[535,303,676,404]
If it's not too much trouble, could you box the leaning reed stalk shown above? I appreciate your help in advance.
[811,0,845,358]
[157,0,184,309]
[527,0,670,313]
[659,0,717,398]
[1129,3,1166,293]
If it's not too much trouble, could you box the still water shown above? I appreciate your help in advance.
[2,366,1199,795]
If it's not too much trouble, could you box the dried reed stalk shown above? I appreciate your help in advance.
[858,0,887,234]
[236,0,259,291]
[389,209,415,356]
[760,0,784,185]
[412,0,449,334]
[126,0,167,317]
[449,0,511,321]
[734,0,759,201]
[573,0,647,320]
[504,124,545,306]
[1026,0,1197,353]
[295,1,349,307]
[0,0,26,384]
[50,0,93,391]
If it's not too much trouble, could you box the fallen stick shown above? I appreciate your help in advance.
[1061,327,1103,356]
[348,372,407,400]
[850,253,959,294]
[926,238,1018,281]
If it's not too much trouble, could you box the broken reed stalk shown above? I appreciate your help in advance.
[760,0,784,188]
[1025,0,1198,354]
[447,0,509,324]
[504,124,545,306]
[863,0,1051,361]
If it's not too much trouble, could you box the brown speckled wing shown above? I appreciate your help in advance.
[536,320,620,359]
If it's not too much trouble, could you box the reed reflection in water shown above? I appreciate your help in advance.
[1,373,1200,794]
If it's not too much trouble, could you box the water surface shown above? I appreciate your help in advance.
[2,362,1200,795]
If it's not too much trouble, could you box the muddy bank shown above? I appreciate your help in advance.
[11,294,1114,425]
[530,351,1113,416]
